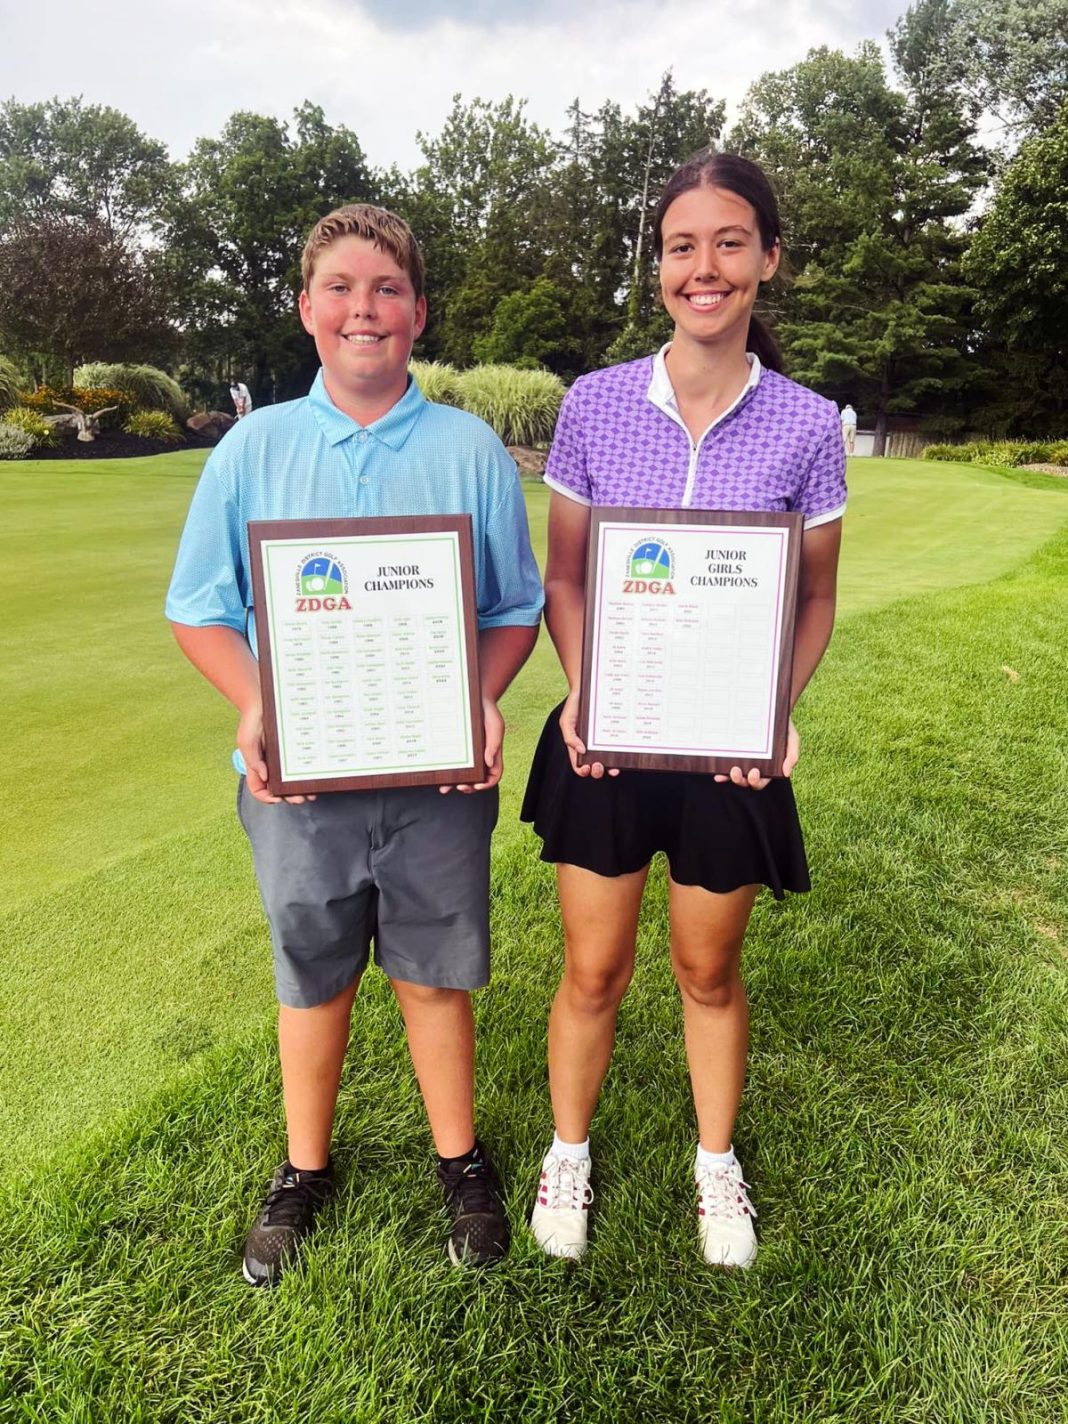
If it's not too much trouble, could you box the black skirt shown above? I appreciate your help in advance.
[520,703,810,899]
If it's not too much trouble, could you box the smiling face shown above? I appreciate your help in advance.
[658,185,780,355]
[299,234,427,422]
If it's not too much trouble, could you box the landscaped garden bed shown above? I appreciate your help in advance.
[23,428,220,460]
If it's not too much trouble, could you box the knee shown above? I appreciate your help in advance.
[561,961,632,1015]
[392,980,463,1011]
[673,957,742,1009]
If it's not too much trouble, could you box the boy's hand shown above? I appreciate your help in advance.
[713,718,800,790]
[238,705,316,806]
[441,697,503,795]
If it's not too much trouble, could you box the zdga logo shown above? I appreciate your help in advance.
[623,539,675,594]
[295,553,351,610]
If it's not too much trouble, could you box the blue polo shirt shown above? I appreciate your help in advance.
[166,370,544,647]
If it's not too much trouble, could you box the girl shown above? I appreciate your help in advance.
[521,152,846,1267]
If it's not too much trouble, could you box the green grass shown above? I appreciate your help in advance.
[1,454,1067,1420]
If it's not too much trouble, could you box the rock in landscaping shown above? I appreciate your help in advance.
[187,410,235,440]
[507,445,548,475]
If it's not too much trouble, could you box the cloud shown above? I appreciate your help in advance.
[345,0,617,28]
[0,0,910,171]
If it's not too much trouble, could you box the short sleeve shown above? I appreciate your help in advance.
[164,447,249,631]
[793,411,847,529]
[478,450,545,629]
[543,382,591,504]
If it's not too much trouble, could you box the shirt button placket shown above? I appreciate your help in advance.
[353,430,371,493]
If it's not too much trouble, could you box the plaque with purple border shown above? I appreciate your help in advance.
[577,508,802,776]
[249,516,483,795]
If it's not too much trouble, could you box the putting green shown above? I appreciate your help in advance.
[837,457,1068,612]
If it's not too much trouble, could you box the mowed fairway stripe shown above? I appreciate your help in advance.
[1,524,1066,1421]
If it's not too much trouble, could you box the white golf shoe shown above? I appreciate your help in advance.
[530,1153,594,1260]
[696,1156,758,1269]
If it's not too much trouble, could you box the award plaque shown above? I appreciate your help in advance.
[577,508,803,777]
[249,516,483,795]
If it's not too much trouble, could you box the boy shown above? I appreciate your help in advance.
[166,205,542,1284]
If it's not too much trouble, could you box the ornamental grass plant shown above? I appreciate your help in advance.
[409,360,464,408]
[75,363,190,421]
[456,364,565,446]
[0,354,19,408]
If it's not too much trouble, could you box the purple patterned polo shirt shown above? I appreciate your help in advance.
[544,347,847,528]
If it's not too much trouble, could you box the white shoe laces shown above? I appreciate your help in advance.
[540,1156,594,1211]
[696,1162,757,1221]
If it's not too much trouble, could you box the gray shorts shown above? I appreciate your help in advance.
[237,780,499,1008]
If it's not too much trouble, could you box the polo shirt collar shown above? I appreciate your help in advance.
[307,368,427,450]
[647,343,762,419]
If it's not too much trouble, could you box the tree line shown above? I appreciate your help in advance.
[0,0,1065,450]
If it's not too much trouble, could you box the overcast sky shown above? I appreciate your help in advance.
[0,0,906,169]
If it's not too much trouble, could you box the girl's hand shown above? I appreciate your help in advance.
[559,689,619,778]
[714,718,799,791]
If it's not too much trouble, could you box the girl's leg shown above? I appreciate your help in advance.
[548,862,649,1142]
[667,880,759,1152]
[669,880,761,1267]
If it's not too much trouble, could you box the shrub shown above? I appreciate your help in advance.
[409,360,463,408]
[923,439,1068,467]
[75,363,189,420]
[123,409,182,443]
[0,406,58,449]
[19,385,134,429]
[75,387,136,422]
[0,354,20,408]
[0,421,34,459]
[974,440,1021,467]
[456,365,565,446]
[923,444,970,462]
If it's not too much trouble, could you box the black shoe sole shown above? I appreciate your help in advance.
[446,1238,507,1268]
[242,1260,279,1287]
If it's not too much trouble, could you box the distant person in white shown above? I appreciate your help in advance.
[230,380,252,419]
[840,403,857,455]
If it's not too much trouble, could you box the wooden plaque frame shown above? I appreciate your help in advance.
[577,507,803,777]
[249,515,483,795]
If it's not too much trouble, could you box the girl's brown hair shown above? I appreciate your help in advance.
[653,151,784,374]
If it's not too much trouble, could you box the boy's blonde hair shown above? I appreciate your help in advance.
[301,203,425,299]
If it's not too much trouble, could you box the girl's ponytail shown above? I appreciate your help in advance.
[746,315,784,374]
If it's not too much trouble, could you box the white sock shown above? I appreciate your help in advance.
[696,1143,737,1174]
[548,1134,590,1163]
